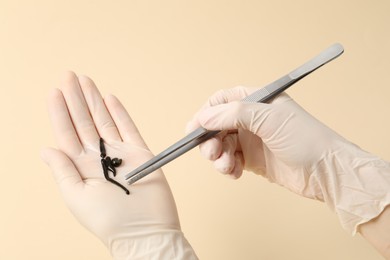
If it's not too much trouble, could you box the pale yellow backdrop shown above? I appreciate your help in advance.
[0,1,389,259]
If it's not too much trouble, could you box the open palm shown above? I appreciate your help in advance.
[42,72,180,248]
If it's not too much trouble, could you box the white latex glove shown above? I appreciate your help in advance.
[41,72,197,260]
[187,86,390,234]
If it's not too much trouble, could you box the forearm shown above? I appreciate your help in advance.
[359,205,390,259]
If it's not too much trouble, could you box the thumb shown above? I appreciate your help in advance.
[197,101,268,132]
[41,147,84,192]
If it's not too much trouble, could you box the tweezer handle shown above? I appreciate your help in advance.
[125,43,344,185]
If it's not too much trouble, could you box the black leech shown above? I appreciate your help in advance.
[99,138,130,195]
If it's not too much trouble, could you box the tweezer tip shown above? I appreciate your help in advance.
[124,170,137,181]
[127,179,136,185]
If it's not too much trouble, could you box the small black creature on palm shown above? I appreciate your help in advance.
[100,138,130,195]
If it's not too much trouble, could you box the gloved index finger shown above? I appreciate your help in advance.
[186,87,255,133]
[205,86,256,107]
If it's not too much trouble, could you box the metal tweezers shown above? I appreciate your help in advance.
[124,43,344,185]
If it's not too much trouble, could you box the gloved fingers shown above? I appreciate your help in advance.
[213,133,238,175]
[197,101,259,131]
[199,135,223,160]
[60,71,100,148]
[230,151,244,179]
[185,86,255,134]
[188,88,293,132]
[41,147,84,194]
[206,86,256,107]
[78,75,122,142]
[197,130,228,160]
[185,118,201,134]
[48,88,83,156]
[205,86,292,107]
[104,94,149,150]
[266,92,293,105]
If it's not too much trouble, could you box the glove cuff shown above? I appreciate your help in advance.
[314,141,390,235]
[109,229,198,260]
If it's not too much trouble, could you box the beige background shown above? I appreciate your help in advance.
[0,0,389,259]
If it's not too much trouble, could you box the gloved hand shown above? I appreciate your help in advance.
[187,86,390,234]
[41,72,197,259]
